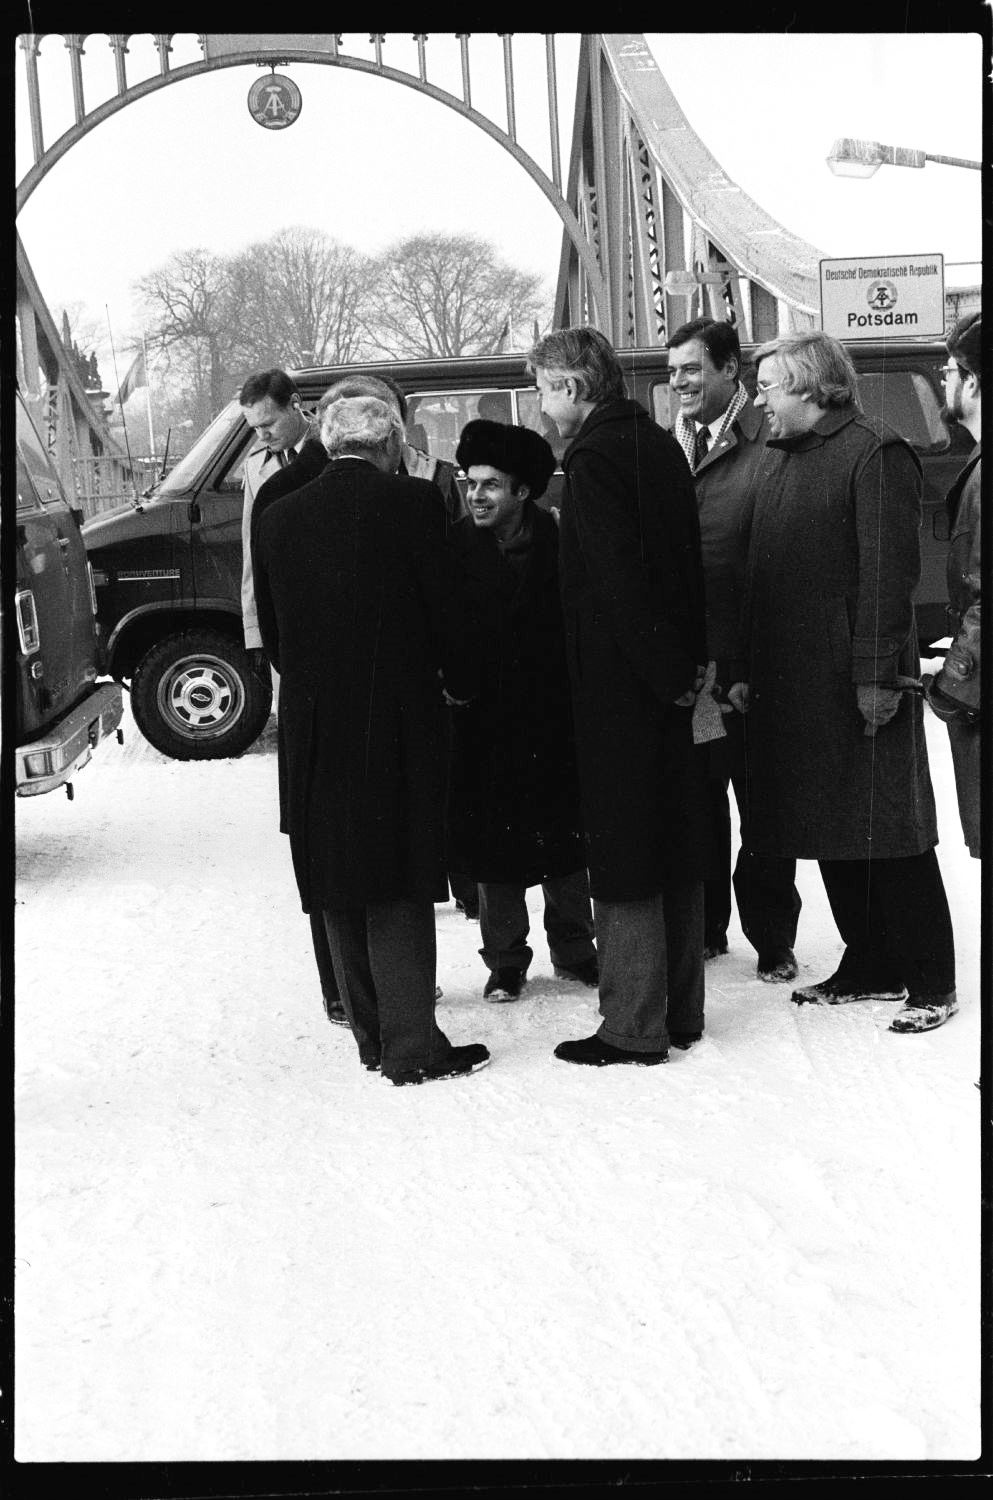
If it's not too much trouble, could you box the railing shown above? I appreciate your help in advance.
[72,455,177,518]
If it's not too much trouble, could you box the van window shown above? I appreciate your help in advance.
[856,371,950,454]
[514,390,567,465]
[650,381,673,430]
[159,401,246,495]
[16,454,42,513]
[406,389,517,464]
[17,399,61,504]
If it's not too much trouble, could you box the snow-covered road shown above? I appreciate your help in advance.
[14,700,982,1461]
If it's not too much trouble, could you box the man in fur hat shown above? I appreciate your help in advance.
[447,419,597,1002]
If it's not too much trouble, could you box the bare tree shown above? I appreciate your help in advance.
[364,233,546,358]
[135,248,245,423]
[229,227,376,368]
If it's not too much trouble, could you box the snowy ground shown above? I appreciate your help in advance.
[14,695,982,1463]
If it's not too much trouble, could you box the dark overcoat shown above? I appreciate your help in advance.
[558,398,710,901]
[446,504,585,885]
[254,458,476,913]
[742,406,938,860]
[693,396,770,690]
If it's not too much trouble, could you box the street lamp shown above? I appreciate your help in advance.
[827,137,982,177]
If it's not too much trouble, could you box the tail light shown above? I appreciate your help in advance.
[15,590,40,655]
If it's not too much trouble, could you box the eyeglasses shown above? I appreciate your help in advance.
[755,380,782,395]
[940,362,971,381]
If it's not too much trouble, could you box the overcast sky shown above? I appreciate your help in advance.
[15,29,983,366]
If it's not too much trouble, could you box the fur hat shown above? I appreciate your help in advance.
[455,420,557,499]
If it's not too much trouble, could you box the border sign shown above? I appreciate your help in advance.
[247,73,302,130]
[820,254,945,339]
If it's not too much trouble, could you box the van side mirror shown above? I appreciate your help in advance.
[70,506,85,529]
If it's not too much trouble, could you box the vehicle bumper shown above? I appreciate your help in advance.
[16,682,124,796]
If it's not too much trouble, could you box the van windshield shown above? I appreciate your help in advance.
[154,402,245,496]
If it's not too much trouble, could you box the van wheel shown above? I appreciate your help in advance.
[131,629,272,760]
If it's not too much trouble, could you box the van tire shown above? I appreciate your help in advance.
[131,629,272,760]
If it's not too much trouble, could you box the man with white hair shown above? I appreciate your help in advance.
[253,397,489,1085]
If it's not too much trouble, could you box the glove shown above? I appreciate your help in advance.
[856,683,901,735]
[248,647,271,678]
[922,674,979,725]
[726,681,750,714]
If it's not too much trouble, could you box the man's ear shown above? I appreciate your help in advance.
[564,376,578,402]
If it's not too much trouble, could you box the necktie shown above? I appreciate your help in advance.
[276,449,289,468]
[693,426,710,470]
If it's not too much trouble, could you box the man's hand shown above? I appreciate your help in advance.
[248,647,271,677]
[726,681,750,714]
[856,682,901,733]
[674,664,707,708]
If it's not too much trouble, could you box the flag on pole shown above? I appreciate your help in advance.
[115,349,147,407]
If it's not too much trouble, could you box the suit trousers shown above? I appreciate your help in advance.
[705,711,801,954]
[477,867,596,974]
[818,851,956,997]
[594,880,705,1052]
[321,898,455,1078]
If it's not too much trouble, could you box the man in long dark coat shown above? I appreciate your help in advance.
[253,396,489,1085]
[447,419,597,1002]
[529,327,711,1066]
[741,330,957,1034]
[250,414,345,1025]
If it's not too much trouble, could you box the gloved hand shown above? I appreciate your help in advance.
[248,647,271,678]
[856,682,901,735]
[922,674,979,724]
[726,681,750,714]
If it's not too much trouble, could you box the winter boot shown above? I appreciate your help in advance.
[484,968,527,1002]
[889,992,958,1033]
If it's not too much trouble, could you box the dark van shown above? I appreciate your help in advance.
[14,391,124,797]
[82,341,968,761]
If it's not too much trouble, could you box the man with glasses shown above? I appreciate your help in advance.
[668,317,801,982]
[737,330,957,1035]
[923,314,982,858]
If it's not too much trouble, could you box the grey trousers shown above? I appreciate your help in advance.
[321,898,454,1078]
[478,867,595,974]
[594,880,705,1052]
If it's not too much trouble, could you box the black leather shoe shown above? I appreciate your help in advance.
[553,1034,668,1066]
[325,998,351,1027]
[455,897,480,921]
[553,956,599,986]
[756,947,799,983]
[386,1042,491,1086]
[704,937,729,961]
[484,968,527,1002]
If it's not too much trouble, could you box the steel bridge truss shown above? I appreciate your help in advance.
[16,31,822,498]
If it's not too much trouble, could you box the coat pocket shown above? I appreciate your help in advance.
[824,597,853,673]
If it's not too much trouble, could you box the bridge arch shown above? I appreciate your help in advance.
[16,32,823,505]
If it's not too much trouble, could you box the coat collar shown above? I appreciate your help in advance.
[766,402,858,452]
[566,398,646,452]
